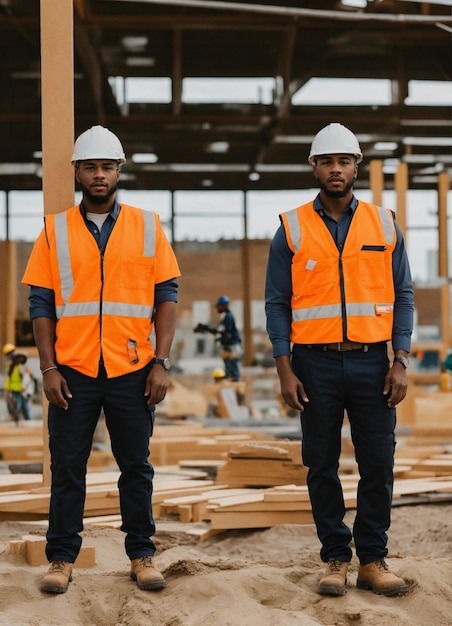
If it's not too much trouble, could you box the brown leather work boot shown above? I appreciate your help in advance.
[130,556,166,590]
[357,559,408,596]
[40,560,73,594]
[318,558,349,596]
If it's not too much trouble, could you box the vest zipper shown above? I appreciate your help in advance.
[338,253,347,340]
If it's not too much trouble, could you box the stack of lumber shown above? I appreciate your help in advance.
[155,474,452,531]
[0,422,276,469]
[215,440,307,487]
[0,423,116,469]
[0,468,222,521]
[2,429,452,534]
[0,424,43,462]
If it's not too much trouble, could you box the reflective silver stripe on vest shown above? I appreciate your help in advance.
[284,208,301,252]
[376,206,395,244]
[55,301,153,319]
[143,211,156,257]
[292,301,389,322]
[54,208,156,320]
[293,304,342,321]
[54,213,74,303]
[284,204,394,253]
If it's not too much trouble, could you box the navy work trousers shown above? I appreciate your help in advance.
[45,362,156,563]
[291,343,396,565]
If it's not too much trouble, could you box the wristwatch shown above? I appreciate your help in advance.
[393,356,409,369]
[151,357,171,370]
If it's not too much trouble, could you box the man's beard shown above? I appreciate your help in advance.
[319,178,354,198]
[81,182,117,205]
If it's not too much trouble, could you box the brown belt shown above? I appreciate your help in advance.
[306,342,369,352]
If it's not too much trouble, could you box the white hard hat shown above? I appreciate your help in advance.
[71,125,126,164]
[308,123,363,164]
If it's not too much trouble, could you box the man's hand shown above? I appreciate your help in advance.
[275,355,308,411]
[42,369,72,410]
[144,365,169,406]
[383,363,408,407]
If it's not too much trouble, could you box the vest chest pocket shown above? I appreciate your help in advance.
[118,256,155,290]
[358,250,386,289]
[292,257,337,297]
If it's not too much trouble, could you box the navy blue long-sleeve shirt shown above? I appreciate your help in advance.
[28,200,178,320]
[265,194,414,358]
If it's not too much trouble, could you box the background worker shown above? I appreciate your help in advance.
[2,342,17,421]
[214,295,242,382]
[265,123,414,598]
[206,367,248,418]
[4,351,33,423]
[22,125,180,595]
[193,296,242,381]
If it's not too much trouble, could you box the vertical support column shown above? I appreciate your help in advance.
[5,191,10,241]
[5,241,17,349]
[41,0,74,215]
[40,0,75,486]
[170,190,176,247]
[440,281,450,356]
[394,162,408,238]
[437,171,449,279]
[241,191,253,366]
[369,159,384,206]
[438,172,450,349]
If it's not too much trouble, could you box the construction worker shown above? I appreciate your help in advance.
[265,123,414,597]
[193,295,242,381]
[2,343,16,358]
[206,367,248,418]
[22,126,180,594]
[212,367,227,382]
[4,351,33,423]
[2,342,17,420]
[214,295,242,381]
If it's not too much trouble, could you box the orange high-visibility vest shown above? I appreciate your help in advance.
[280,200,396,344]
[22,204,180,378]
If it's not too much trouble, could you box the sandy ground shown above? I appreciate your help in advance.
[1,501,452,626]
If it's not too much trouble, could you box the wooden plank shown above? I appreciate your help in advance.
[209,510,314,529]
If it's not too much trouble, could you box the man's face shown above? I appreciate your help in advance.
[313,154,357,198]
[75,159,120,205]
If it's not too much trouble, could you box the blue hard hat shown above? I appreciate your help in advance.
[216,295,229,306]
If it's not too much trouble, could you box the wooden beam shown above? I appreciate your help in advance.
[40,0,75,486]
[242,192,253,366]
[394,161,408,238]
[369,159,384,206]
[437,171,449,279]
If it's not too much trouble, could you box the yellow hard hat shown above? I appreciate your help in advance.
[2,342,16,355]
[212,367,226,379]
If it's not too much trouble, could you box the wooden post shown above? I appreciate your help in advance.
[437,171,449,280]
[40,0,75,486]
[369,159,384,206]
[242,192,254,366]
[438,172,451,349]
[5,241,16,350]
[440,281,450,355]
[394,162,408,238]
